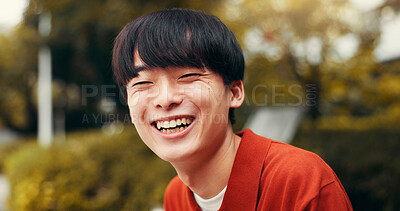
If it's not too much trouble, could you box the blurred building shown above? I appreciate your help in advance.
[244,106,306,144]
[0,128,18,143]
[0,175,9,211]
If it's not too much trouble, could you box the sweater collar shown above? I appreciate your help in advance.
[220,128,272,210]
[184,129,272,210]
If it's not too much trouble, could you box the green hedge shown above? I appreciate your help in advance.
[4,126,175,211]
[0,141,21,174]
[292,128,400,211]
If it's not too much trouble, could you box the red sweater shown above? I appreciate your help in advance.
[164,129,353,211]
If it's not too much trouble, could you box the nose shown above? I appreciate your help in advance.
[153,80,183,110]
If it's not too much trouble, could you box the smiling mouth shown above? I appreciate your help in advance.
[152,116,194,134]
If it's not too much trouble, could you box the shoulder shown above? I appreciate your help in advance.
[265,140,337,185]
[268,140,330,169]
[238,129,337,183]
[240,129,334,180]
[257,140,352,210]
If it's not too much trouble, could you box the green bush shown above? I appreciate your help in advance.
[0,141,22,173]
[292,128,400,211]
[4,126,176,211]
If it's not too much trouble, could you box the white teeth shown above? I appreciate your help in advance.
[163,121,169,128]
[159,125,188,134]
[170,120,176,128]
[155,117,193,131]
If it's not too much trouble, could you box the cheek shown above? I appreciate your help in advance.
[127,94,145,124]
[185,83,212,100]
[182,84,199,99]
[184,83,227,110]
[199,86,229,108]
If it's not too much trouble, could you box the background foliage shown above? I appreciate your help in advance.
[0,0,224,133]
[4,126,175,210]
[0,0,400,210]
[292,126,400,211]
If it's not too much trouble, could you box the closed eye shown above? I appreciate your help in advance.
[132,81,152,87]
[179,73,201,79]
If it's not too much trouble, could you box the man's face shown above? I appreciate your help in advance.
[126,56,241,163]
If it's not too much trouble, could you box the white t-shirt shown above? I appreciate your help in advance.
[193,186,227,211]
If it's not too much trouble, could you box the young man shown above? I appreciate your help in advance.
[112,8,352,211]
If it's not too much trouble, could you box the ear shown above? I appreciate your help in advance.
[229,80,245,108]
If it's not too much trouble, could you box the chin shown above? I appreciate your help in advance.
[155,147,195,163]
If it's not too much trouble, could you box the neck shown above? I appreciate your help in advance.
[171,126,241,199]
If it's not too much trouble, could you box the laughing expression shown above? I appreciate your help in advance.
[126,57,240,163]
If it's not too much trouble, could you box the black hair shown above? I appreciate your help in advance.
[112,8,244,124]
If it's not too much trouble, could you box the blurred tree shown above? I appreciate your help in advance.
[214,0,400,129]
[215,0,372,117]
[0,26,39,133]
[1,0,399,132]
[0,0,223,133]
